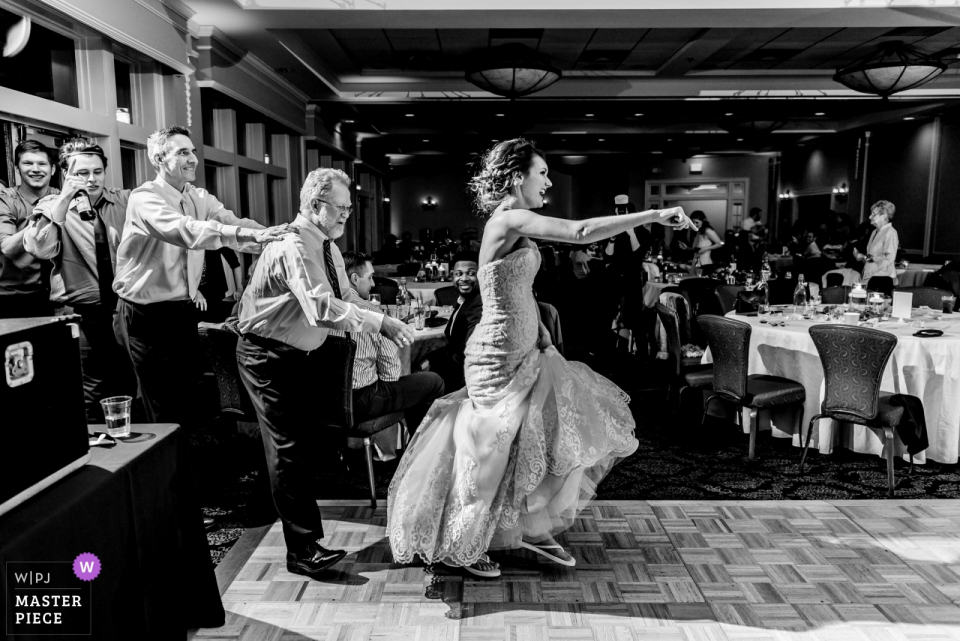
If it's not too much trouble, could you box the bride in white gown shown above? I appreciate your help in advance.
[387,138,693,577]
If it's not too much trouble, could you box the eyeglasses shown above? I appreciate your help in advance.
[318,199,353,216]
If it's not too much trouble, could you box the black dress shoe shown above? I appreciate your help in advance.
[286,542,347,578]
[203,517,216,532]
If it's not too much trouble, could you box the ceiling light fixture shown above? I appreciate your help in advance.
[465,44,561,99]
[585,113,594,117]
[406,114,414,117]
[634,113,643,116]
[815,112,825,116]
[833,40,946,98]
[904,116,916,120]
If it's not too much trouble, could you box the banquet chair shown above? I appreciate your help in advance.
[197,322,258,424]
[434,285,460,307]
[698,315,806,460]
[824,272,844,288]
[895,286,952,309]
[821,286,850,305]
[801,325,920,497]
[867,276,894,296]
[655,303,713,409]
[715,284,744,315]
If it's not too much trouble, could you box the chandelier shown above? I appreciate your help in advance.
[465,44,561,99]
[833,41,946,98]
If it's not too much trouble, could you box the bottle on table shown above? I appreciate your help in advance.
[793,274,808,310]
[398,278,412,318]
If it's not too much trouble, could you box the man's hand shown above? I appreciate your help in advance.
[59,175,87,201]
[538,321,553,351]
[237,223,299,245]
[232,289,243,301]
[192,290,207,311]
[657,207,694,229]
[380,315,415,348]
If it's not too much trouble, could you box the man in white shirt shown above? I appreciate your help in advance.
[114,125,292,430]
[237,168,413,578]
[334,251,443,430]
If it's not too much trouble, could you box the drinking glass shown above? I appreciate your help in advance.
[369,293,381,306]
[758,303,771,322]
[414,308,426,330]
[943,295,956,314]
[101,396,133,438]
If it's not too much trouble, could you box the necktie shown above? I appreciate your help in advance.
[323,239,342,299]
[93,207,117,309]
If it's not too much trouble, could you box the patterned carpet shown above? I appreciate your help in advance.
[192,386,960,567]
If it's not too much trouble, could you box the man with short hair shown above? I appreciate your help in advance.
[335,250,444,430]
[742,207,762,234]
[801,230,822,258]
[0,140,58,318]
[23,138,136,421]
[237,167,414,579]
[421,250,482,391]
[114,125,290,429]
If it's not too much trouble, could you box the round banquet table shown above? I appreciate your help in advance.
[703,309,960,464]
[896,264,941,288]
[395,306,449,374]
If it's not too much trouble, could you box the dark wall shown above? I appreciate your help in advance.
[780,138,851,218]
[865,120,935,253]
[934,115,960,256]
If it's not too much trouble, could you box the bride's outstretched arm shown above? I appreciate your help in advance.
[492,205,692,246]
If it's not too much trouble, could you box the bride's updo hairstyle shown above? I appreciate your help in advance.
[468,138,544,216]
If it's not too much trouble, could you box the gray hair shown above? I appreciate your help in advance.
[146,125,191,171]
[300,168,351,212]
[871,199,896,221]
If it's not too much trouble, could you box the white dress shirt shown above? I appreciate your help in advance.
[238,213,383,351]
[862,222,899,283]
[113,176,264,304]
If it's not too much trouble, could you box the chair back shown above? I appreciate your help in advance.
[867,275,894,296]
[434,286,460,307]
[825,272,844,288]
[655,302,683,378]
[678,277,721,317]
[925,271,960,297]
[808,324,897,422]
[715,284,744,314]
[821,285,850,305]
[197,322,258,420]
[697,315,750,401]
[735,288,765,314]
[896,286,951,309]
[372,276,400,304]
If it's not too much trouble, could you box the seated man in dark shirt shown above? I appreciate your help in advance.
[421,251,482,390]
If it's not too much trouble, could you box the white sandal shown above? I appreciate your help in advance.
[442,555,501,578]
[520,540,576,567]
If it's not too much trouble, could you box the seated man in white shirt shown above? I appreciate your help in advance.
[335,251,444,432]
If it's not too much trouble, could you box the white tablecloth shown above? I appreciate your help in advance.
[896,267,938,288]
[396,306,449,374]
[703,311,960,463]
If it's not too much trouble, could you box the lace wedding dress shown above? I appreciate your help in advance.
[387,240,639,567]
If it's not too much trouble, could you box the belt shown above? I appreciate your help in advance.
[241,332,305,355]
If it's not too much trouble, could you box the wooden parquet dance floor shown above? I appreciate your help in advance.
[194,500,960,641]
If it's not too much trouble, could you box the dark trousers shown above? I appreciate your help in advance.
[114,298,200,427]
[64,303,139,423]
[353,371,445,433]
[0,291,54,319]
[236,335,328,553]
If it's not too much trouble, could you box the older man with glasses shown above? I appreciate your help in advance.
[236,167,414,579]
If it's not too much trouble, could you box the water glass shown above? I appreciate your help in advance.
[369,293,381,306]
[414,308,426,330]
[758,303,771,322]
[101,396,133,438]
[943,295,956,314]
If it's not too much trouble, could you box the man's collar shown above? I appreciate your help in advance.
[94,188,116,207]
[16,183,50,205]
[153,175,186,201]
[294,213,328,244]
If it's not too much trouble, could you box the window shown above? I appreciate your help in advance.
[120,147,138,190]
[0,13,78,107]
[114,58,134,124]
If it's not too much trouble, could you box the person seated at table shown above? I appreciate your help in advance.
[854,199,899,287]
[736,228,764,274]
[799,230,822,258]
[333,251,445,431]
[420,250,482,391]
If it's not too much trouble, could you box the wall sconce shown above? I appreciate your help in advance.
[832,182,848,203]
[421,196,437,210]
[777,190,793,200]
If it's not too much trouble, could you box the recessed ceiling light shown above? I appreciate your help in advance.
[904,116,915,121]
[634,113,643,116]
[725,112,733,116]
[405,114,414,117]
[737,138,744,141]
[342,119,355,124]
[585,113,594,117]
[496,113,505,117]
[815,112,825,116]
[667,138,673,142]
[423,139,429,142]
[598,138,605,142]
